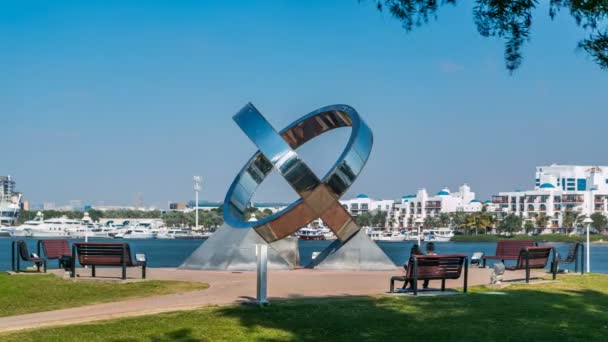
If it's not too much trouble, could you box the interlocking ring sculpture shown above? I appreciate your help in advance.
[224,103,373,243]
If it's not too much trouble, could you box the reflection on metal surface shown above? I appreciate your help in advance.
[224,103,373,243]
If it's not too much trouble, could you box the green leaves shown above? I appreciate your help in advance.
[372,0,608,72]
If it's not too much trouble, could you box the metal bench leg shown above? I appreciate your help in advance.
[71,245,76,278]
[122,245,127,280]
[92,265,96,277]
[11,242,15,272]
[580,249,584,275]
[413,259,418,296]
[441,279,445,291]
[390,278,395,293]
[142,265,146,279]
[525,252,530,283]
[464,257,468,293]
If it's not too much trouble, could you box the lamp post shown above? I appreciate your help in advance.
[582,216,593,273]
[193,176,201,231]
[415,217,424,246]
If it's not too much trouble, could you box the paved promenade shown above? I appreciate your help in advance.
[0,267,539,333]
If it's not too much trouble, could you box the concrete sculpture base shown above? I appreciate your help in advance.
[307,230,397,271]
[179,224,298,271]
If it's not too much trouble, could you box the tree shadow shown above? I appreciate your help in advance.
[112,328,201,342]
[213,283,608,341]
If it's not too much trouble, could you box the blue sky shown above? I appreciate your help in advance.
[1,0,606,207]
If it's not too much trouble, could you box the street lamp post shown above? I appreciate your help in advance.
[193,176,201,231]
[415,217,424,246]
[583,216,593,273]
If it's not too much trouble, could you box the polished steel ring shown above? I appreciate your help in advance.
[223,103,373,243]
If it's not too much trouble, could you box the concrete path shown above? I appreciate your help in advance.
[0,267,540,333]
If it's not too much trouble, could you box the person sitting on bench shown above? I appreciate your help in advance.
[401,244,423,290]
[423,242,436,289]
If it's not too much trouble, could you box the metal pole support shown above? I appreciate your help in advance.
[256,244,269,306]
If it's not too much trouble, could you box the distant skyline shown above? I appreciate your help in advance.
[2,1,607,208]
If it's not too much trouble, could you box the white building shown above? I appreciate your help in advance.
[339,194,394,217]
[492,164,608,233]
[391,184,483,228]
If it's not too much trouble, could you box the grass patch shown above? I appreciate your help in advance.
[0,273,208,317]
[452,234,604,243]
[3,275,608,341]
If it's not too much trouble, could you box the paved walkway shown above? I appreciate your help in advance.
[0,267,540,333]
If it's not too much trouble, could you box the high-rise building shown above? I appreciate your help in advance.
[0,176,21,225]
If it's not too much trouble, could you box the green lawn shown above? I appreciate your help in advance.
[3,274,607,341]
[0,273,208,317]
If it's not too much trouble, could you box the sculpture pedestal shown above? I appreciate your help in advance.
[307,230,396,270]
[179,224,298,271]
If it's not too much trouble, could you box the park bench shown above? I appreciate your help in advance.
[482,240,537,267]
[11,240,46,273]
[551,242,584,279]
[505,246,555,283]
[37,239,71,269]
[390,254,468,295]
[71,242,147,280]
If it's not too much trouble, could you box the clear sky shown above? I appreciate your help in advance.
[2,0,606,208]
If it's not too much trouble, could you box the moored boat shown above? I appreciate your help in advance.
[297,228,325,240]
[423,228,455,242]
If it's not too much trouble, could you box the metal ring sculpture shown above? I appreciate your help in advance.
[224,103,372,243]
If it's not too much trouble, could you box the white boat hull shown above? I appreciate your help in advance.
[123,233,155,239]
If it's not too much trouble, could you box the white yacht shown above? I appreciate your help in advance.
[90,225,118,238]
[9,213,71,237]
[423,228,455,242]
[405,230,421,242]
[122,228,155,239]
[156,229,202,239]
[375,230,407,242]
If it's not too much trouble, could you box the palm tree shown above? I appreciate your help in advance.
[535,214,549,232]
[437,213,451,227]
[563,212,579,229]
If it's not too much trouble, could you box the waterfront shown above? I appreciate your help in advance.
[1,238,607,273]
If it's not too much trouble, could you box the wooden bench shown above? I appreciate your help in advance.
[11,240,46,273]
[482,240,537,267]
[390,254,468,295]
[551,242,584,279]
[505,246,555,283]
[71,242,146,280]
[37,239,71,269]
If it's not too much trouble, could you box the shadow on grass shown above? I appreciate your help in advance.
[211,286,608,341]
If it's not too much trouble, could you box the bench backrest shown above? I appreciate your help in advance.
[407,254,467,280]
[74,243,135,266]
[496,240,536,259]
[41,240,70,259]
[514,246,553,269]
[17,240,33,261]
[562,243,582,263]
